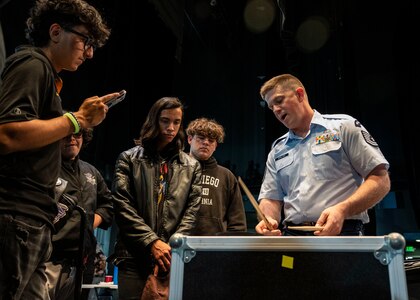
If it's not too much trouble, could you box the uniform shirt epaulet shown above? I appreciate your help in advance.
[322,113,353,121]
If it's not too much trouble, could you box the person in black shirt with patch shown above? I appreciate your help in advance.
[45,128,113,300]
[0,1,118,298]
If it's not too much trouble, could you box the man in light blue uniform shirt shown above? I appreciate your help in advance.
[255,74,390,236]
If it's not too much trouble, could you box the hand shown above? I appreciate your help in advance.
[314,205,346,236]
[150,239,172,273]
[74,92,120,128]
[255,217,282,236]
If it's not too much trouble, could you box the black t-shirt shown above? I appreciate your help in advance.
[0,46,63,226]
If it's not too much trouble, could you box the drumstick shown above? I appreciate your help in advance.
[238,176,274,231]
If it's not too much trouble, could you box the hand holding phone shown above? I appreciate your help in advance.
[106,90,127,108]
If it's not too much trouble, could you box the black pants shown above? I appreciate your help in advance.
[283,220,364,236]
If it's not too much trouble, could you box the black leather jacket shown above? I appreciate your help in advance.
[111,145,202,260]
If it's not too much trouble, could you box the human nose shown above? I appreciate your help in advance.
[167,123,175,132]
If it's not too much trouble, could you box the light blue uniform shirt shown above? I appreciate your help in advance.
[258,110,389,224]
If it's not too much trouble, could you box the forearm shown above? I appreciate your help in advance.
[0,117,73,154]
[337,166,390,218]
[259,199,282,223]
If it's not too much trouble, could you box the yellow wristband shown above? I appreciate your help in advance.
[63,112,81,134]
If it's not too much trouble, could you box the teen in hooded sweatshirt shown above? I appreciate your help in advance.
[186,117,247,235]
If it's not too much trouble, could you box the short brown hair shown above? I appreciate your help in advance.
[186,118,225,143]
[260,74,304,100]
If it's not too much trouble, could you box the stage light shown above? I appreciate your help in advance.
[243,0,276,34]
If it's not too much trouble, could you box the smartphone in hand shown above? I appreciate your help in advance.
[107,90,127,108]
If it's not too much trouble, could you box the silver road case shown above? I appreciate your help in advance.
[169,233,408,300]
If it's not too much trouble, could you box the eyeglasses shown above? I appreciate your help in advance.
[63,27,97,51]
[65,131,83,139]
[193,135,216,144]
[73,131,83,138]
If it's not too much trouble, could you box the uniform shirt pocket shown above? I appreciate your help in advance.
[311,141,344,180]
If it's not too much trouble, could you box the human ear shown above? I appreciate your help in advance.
[187,135,193,144]
[296,87,305,100]
[49,23,62,43]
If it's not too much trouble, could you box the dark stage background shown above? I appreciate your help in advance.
[1,0,419,237]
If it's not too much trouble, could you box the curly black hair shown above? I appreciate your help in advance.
[25,0,111,48]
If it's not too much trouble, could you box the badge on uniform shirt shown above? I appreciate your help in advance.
[315,130,341,145]
[275,152,289,161]
[361,130,378,147]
